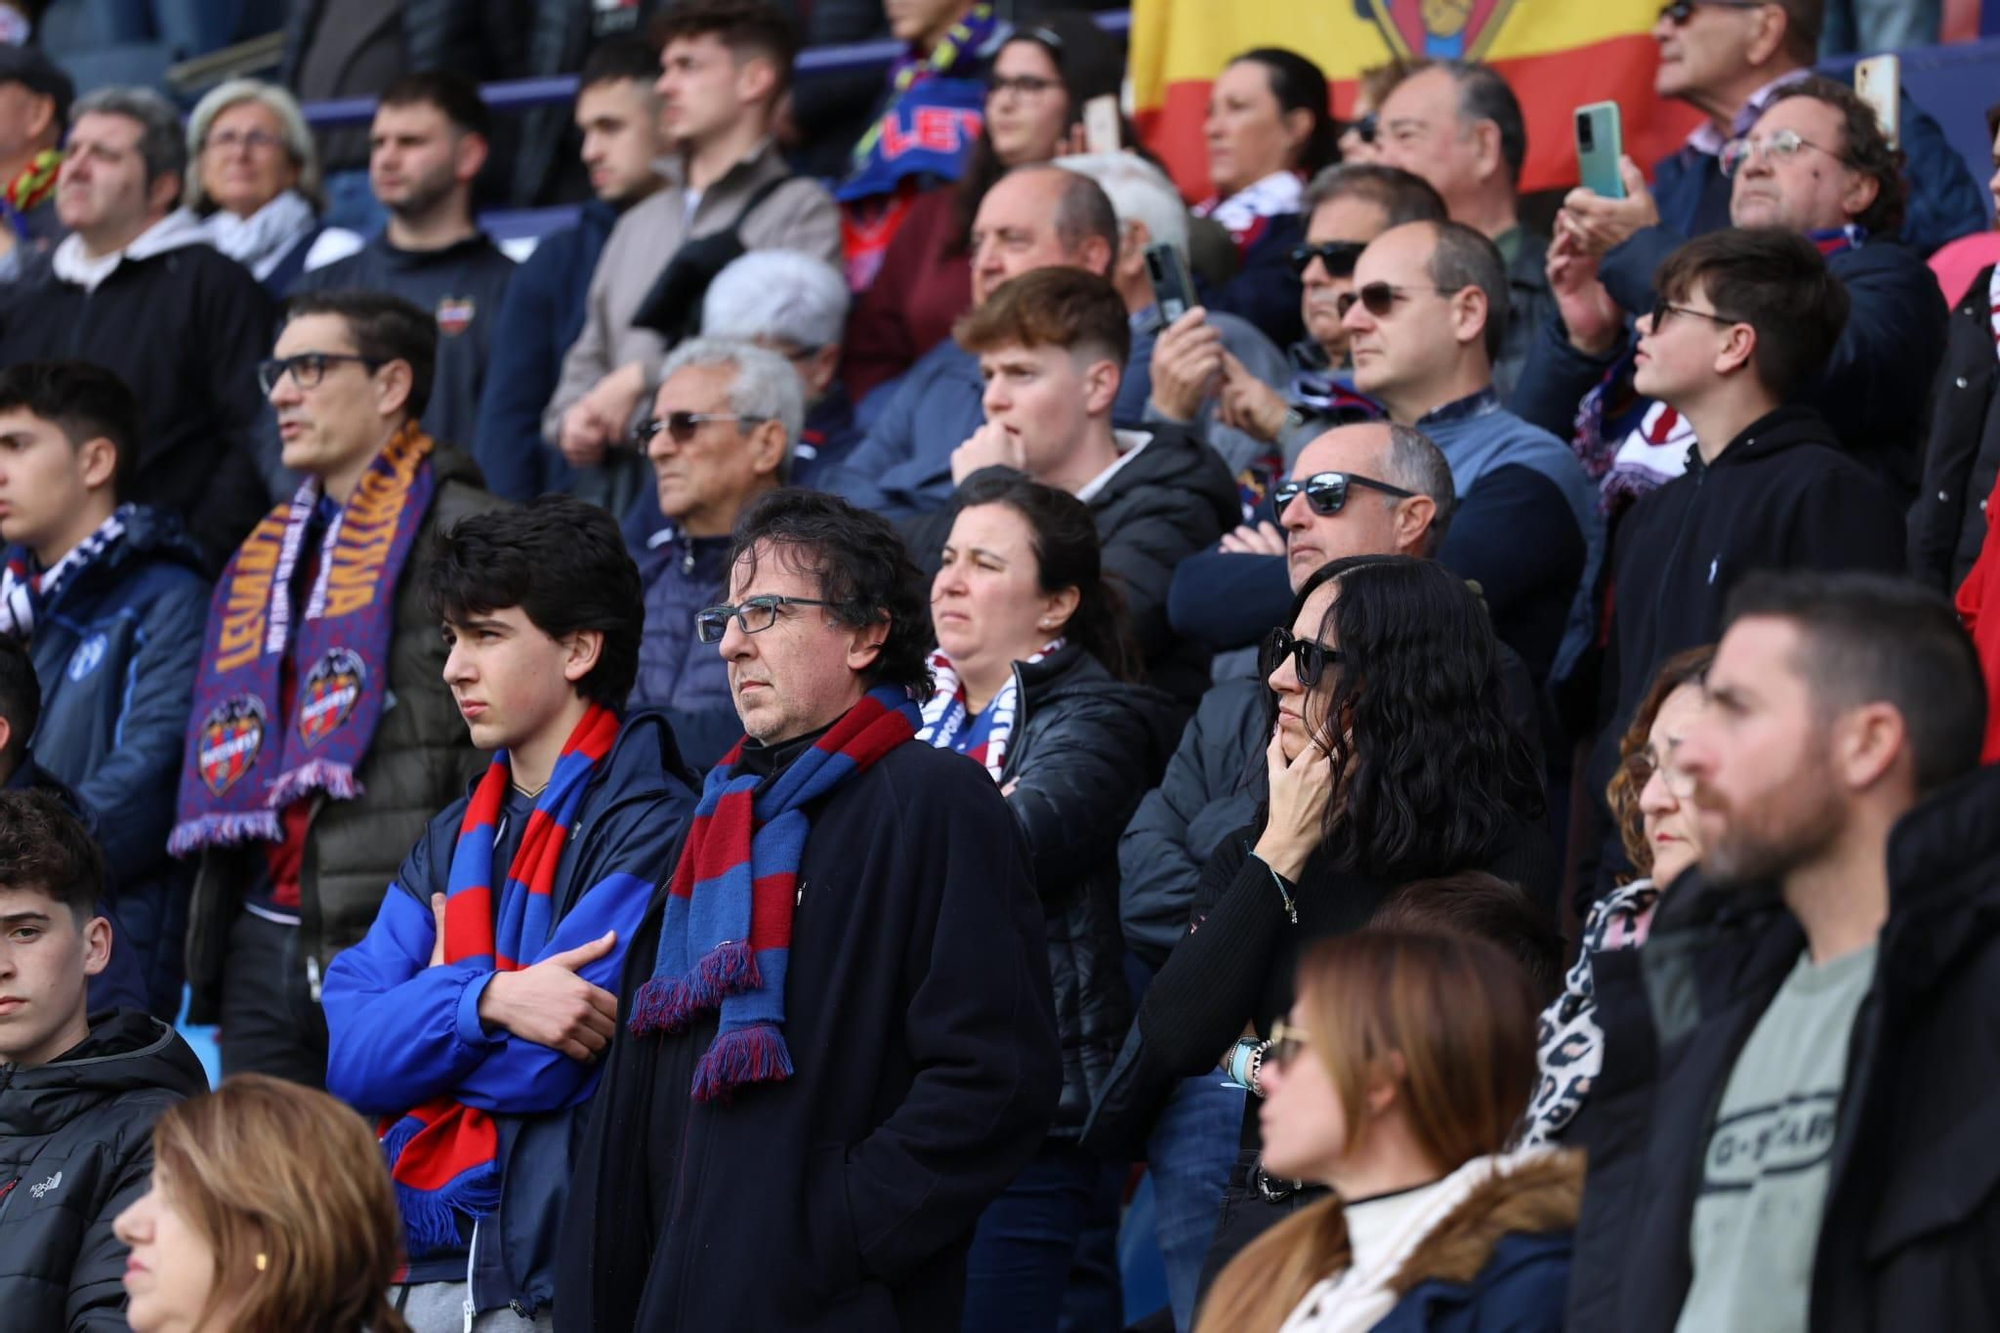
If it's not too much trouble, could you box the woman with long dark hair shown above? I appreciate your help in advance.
[846,11,1127,400]
[1196,930,1580,1332]
[1132,554,1553,1287]
[917,473,1172,1331]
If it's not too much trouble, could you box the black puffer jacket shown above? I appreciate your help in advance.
[0,1011,208,1332]
[1912,263,2000,594]
[997,645,1174,1133]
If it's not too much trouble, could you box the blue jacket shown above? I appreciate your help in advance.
[626,520,739,772]
[320,708,697,1319]
[1200,211,1306,352]
[471,200,618,501]
[17,507,209,1018]
[1650,86,1985,258]
[823,336,986,520]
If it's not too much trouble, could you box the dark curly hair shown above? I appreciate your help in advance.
[1764,74,1906,238]
[1262,556,1544,880]
[423,495,644,711]
[726,488,933,698]
[1606,644,1714,882]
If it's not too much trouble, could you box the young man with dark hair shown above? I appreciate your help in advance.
[321,495,695,1333]
[0,786,208,1332]
[0,85,274,570]
[0,360,210,1019]
[1570,569,2000,1332]
[295,71,517,457]
[549,0,840,516]
[903,265,1240,708]
[174,290,502,1088]
[560,486,1060,1331]
[474,36,669,502]
[1594,228,1906,888]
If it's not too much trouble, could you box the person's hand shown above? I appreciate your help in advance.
[1546,230,1623,359]
[1147,307,1224,422]
[950,421,1025,484]
[428,893,448,968]
[475,932,621,1062]
[1216,351,1290,442]
[1557,157,1657,260]
[1252,726,1344,880]
[1052,121,1091,158]
[558,401,612,467]
[1218,520,1287,556]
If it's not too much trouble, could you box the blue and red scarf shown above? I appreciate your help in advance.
[629,686,918,1102]
[169,425,435,854]
[379,703,619,1256]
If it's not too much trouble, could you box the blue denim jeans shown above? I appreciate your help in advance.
[963,1141,1103,1333]
[1146,1075,1246,1330]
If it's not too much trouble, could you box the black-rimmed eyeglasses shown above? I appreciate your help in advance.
[694,595,836,644]
[1273,470,1416,518]
[256,352,384,394]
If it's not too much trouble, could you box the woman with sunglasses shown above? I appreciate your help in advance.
[1132,554,1552,1285]
[845,12,1127,401]
[1526,645,1711,1144]
[1196,929,1580,1333]
[917,473,1173,1331]
[1195,48,1342,348]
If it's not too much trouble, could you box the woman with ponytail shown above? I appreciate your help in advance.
[1197,930,1579,1333]
[112,1074,412,1333]
[919,472,1174,1330]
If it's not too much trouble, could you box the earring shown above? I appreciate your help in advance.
[255,1253,268,1272]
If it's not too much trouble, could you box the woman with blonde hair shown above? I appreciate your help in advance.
[112,1074,411,1333]
[183,78,328,293]
[1196,930,1579,1333]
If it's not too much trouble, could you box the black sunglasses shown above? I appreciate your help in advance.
[636,411,770,445]
[1273,469,1416,517]
[1657,0,1767,23]
[1263,626,1342,689]
[1336,280,1459,320]
[1289,241,1367,279]
[1341,112,1378,145]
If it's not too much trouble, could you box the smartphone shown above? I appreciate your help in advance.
[1083,94,1121,154]
[1574,101,1625,199]
[1144,241,1198,325]
[1854,54,1900,148]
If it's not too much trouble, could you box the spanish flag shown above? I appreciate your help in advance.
[1131,0,1705,199]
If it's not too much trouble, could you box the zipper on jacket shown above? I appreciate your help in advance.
[463,1218,478,1331]
[996,661,1031,786]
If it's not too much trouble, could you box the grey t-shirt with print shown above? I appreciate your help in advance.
[1673,940,1877,1333]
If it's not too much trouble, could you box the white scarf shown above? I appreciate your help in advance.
[1195,170,1305,246]
[915,639,1064,783]
[1988,264,2000,365]
[0,505,131,640]
[1276,1146,1568,1333]
[201,189,319,280]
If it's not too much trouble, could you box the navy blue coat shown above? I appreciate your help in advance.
[17,507,209,1017]
[625,520,739,772]
[471,200,618,501]
[1370,1230,1574,1333]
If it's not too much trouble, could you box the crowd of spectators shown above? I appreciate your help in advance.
[2,1,2000,1331]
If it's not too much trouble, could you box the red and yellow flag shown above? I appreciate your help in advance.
[1130,0,1706,200]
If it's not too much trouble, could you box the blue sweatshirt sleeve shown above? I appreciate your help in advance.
[822,364,953,520]
[1598,225,1688,317]
[1168,550,1293,651]
[473,237,575,502]
[1441,464,1587,623]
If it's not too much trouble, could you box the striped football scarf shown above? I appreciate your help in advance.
[629,686,918,1103]
[377,703,619,1256]
[916,639,1064,782]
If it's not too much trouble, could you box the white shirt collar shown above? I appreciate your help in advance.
[1073,429,1151,503]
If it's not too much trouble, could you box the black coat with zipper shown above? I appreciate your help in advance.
[1911,262,2000,594]
[0,1011,208,1332]
[997,644,1175,1134]
[1567,761,2000,1332]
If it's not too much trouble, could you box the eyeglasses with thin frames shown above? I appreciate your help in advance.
[986,73,1061,99]
[1718,128,1850,176]
[205,128,285,154]
[694,595,838,644]
[1336,281,1461,320]
[256,352,385,395]
[1648,298,1742,332]
[637,411,771,446]
[1273,470,1416,518]
[1262,626,1342,689]
[1266,1019,1312,1070]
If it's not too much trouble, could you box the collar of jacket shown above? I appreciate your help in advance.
[655,136,783,194]
[1385,1149,1584,1295]
[1687,403,1836,475]
[365,230,499,270]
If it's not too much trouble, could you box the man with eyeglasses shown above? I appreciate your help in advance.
[173,290,500,1089]
[1587,227,1904,897]
[1339,218,1601,687]
[0,85,274,573]
[558,485,1060,1331]
[1558,0,1979,258]
[1528,75,1945,512]
[628,338,799,769]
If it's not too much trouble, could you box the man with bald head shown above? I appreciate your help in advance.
[826,165,1118,520]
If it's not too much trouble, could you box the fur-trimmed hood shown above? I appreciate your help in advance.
[1388,1148,1584,1295]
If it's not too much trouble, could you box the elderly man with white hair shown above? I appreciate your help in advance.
[1054,151,1289,489]
[625,336,803,768]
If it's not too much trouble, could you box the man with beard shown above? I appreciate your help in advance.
[1564,570,2000,1333]
[294,72,515,457]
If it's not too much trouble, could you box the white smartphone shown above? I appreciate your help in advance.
[1083,94,1121,154]
[1854,54,1900,148]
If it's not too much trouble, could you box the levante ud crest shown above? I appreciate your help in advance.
[1358,0,1517,60]
[197,695,267,796]
[298,647,366,749]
